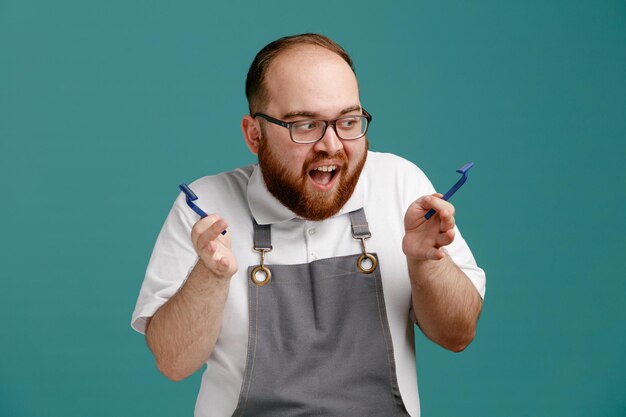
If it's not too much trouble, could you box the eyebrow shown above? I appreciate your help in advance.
[282,105,362,120]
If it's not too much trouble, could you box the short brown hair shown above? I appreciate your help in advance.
[245,33,355,115]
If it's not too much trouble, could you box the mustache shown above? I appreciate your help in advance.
[304,150,348,171]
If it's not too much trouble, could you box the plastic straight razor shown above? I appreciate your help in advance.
[179,183,227,234]
[424,162,474,220]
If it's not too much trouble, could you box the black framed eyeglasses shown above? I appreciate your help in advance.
[253,109,372,144]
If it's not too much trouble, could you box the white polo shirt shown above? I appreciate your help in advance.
[131,151,486,417]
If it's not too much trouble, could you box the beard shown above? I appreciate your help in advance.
[257,134,368,221]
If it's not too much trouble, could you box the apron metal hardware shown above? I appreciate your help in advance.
[356,237,377,274]
[251,248,272,286]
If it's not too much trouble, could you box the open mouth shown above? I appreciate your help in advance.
[308,165,339,188]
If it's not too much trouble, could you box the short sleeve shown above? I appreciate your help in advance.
[395,154,486,300]
[130,192,198,334]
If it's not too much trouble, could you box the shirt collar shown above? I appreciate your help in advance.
[247,155,367,225]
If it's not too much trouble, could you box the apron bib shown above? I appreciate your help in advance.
[232,209,410,417]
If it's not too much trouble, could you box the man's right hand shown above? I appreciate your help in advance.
[191,214,238,279]
[147,213,237,381]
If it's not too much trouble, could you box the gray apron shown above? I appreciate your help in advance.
[232,208,410,417]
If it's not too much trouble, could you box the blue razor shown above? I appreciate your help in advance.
[179,183,227,235]
[424,162,474,220]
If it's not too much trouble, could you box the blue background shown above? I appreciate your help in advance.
[1,1,625,416]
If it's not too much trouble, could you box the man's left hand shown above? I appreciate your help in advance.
[402,194,456,261]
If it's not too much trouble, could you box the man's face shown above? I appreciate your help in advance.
[255,45,368,221]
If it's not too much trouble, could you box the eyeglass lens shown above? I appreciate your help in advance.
[291,116,368,143]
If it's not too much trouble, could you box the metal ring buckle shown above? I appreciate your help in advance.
[250,265,272,286]
[356,237,377,274]
[250,248,272,286]
[357,253,377,274]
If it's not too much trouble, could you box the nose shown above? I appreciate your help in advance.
[313,124,343,155]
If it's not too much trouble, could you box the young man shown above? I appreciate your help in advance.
[132,33,485,417]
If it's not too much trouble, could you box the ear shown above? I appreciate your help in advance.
[242,115,262,155]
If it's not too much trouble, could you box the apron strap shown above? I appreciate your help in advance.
[349,207,371,239]
[251,208,376,283]
[253,220,272,250]
[349,208,377,274]
[254,208,370,249]
[251,220,273,286]
[252,207,372,247]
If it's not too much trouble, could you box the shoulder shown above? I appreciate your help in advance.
[190,165,255,193]
[365,151,427,175]
[182,164,256,214]
[363,151,433,193]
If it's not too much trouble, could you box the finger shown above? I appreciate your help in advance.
[424,196,455,215]
[405,201,429,229]
[438,210,456,232]
[436,229,455,247]
[191,214,221,247]
[200,240,218,258]
[423,200,455,225]
[217,256,229,269]
[196,218,228,251]
[426,247,446,261]
[217,256,236,273]
[209,218,228,239]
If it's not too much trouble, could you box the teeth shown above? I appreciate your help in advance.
[314,165,336,172]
